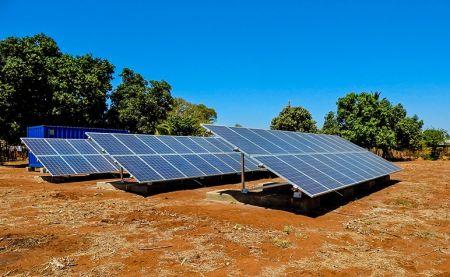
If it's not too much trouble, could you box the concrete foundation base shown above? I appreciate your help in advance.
[96,181,149,194]
[206,189,321,213]
[39,167,48,174]
[26,166,35,172]
[206,175,392,214]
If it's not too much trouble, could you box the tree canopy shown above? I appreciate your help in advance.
[0,34,218,142]
[271,104,318,133]
[321,111,340,135]
[422,128,448,159]
[321,92,424,157]
[0,34,114,144]
[108,68,174,134]
[156,98,217,136]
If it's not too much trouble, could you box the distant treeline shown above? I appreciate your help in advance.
[0,34,216,145]
[0,34,448,160]
[270,93,449,159]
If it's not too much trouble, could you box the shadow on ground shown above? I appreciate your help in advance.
[105,170,399,217]
[110,171,274,196]
[217,178,400,217]
[0,162,28,168]
[41,173,125,183]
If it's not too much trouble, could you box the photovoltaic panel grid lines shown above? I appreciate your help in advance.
[21,138,118,176]
[203,125,401,197]
[86,133,260,183]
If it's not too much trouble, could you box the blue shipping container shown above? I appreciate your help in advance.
[26,125,129,168]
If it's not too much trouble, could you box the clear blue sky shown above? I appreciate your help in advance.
[1,0,449,131]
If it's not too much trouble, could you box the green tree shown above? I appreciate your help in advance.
[158,98,217,136]
[422,128,448,159]
[271,104,318,133]
[395,115,423,151]
[108,68,174,134]
[49,54,114,126]
[321,111,340,135]
[0,34,60,143]
[0,34,114,143]
[333,92,423,157]
[164,114,200,136]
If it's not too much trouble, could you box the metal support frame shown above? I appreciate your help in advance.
[240,152,248,193]
[293,189,302,199]
[120,167,124,183]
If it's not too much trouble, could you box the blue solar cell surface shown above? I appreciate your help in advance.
[200,154,235,173]
[84,155,117,172]
[21,138,118,176]
[138,136,175,154]
[114,134,156,154]
[38,156,76,176]
[46,139,78,155]
[157,136,194,153]
[140,155,185,179]
[63,155,97,174]
[190,137,222,152]
[86,133,261,183]
[182,154,222,175]
[68,139,100,154]
[162,155,205,177]
[21,138,57,156]
[203,125,401,197]
[227,153,259,171]
[114,156,164,181]
[87,133,133,155]
[174,137,208,153]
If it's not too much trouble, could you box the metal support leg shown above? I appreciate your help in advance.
[241,153,248,194]
[120,167,124,183]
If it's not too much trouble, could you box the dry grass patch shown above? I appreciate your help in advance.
[74,232,132,261]
[262,241,408,276]
[0,233,54,253]
[80,262,124,277]
[162,235,231,274]
[271,237,292,249]
[389,197,419,208]
[41,256,76,275]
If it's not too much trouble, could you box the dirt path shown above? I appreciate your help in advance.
[0,160,449,276]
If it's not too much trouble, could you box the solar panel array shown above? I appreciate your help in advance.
[203,125,401,197]
[21,138,118,176]
[86,133,260,183]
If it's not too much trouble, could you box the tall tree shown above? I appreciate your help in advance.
[321,111,340,135]
[422,128,448,159]
[0,34,114,144]
[0,34,60,143]
[108,68,174,134]
[49,54,114,126]
[395,115,423,151]
[158,98,217,136]
[271,104,318,133]
[332,92,423,157]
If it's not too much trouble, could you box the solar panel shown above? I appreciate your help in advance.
[21,138,118,176]
[87,133,261,183]
[203,125,401,197]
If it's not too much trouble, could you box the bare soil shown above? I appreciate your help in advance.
[0,160,449,276]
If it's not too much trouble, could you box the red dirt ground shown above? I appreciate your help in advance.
[0,160,449,276]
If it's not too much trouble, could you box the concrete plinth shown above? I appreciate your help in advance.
[206,189,319,213]
[96,181,149,194]
[206,175,393,214]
